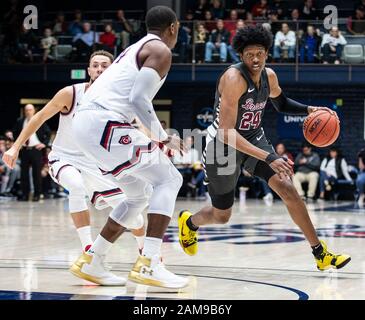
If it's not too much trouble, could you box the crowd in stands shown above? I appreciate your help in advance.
[2,1,365,64]
[1,8,144,63]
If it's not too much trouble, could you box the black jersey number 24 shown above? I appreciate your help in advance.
[239,111,262,130]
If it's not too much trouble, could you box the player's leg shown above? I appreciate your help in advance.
[254,161,351,270]
[56,165,93,252]
[126,153,189,288]
[178,139,241,255]
[109,197,146,252]
[81,166,147,253]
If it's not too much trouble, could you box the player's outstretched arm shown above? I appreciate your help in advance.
[267,68,336,117]
[2,86,73,169]
[130,41,186,153]
[218,68,293,179]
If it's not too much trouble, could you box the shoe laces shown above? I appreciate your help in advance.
[319,249,337,262]
[183,230,197,246]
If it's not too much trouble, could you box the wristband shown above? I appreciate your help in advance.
[265,152,280,164]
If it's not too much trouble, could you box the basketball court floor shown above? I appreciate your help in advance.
[0,197,364,300]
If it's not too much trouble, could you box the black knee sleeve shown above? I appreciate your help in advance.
[209,187,235,210]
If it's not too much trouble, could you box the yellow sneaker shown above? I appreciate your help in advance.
[178,210,198,256]
[315,240,351,271]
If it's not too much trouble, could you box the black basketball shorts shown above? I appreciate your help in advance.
[202,131,276,210]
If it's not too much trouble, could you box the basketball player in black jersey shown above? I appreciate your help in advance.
[179,25,351,271]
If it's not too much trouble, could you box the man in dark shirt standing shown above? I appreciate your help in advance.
[13,104,50,201]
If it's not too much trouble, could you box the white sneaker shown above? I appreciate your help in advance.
[129,255,189,289]
[263,193,273,202]
[70,253,126,286]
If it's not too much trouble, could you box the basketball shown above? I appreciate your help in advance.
[303,110,340,147]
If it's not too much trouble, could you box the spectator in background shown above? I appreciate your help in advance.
[211,0,225,19]
[228,19,245,63]
[319,147,352,200]
[99,23,116,53]
[194,0,210,20]
[347,6,365,35]
[236,169,273,203]
[300,0,318,21]
[292,142,321,201]
[321,26,347,64]
[299,25,321,63]
[225,9,239,36]
[172,136,205,198]
[270,0,288,20]
[15,25,38,63]
[72,22,99,62]
[0,136,8,194]
[0,136,20,197]
[183,10,195,36]
[160,120,167,130]
[4,130,14,141]
[268,9,281,35]
[113,9,133,50]
[275,142,294,162]
[356,148,365,206]
[68,10,83,37]
[225,0,248,17]
[202,10,216,32]
[205,19,230,63]
[12,104,50,201]
[53,12,68,36]
[194,23,209,63]
[289,8,306,32]
[174,24,190,63]
[273,23,296,62]
[40,28,58,63]
[245,12,256,28]
[252,0,269,19]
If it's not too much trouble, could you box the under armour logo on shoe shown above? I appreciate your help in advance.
[141,267,153,276]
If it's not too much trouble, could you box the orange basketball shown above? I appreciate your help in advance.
[303,110,340,147]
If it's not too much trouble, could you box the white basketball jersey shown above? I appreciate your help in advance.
[52,82,87,157]
[79,33,167,122]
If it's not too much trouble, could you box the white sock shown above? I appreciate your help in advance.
[89,234,113,257]
[142,237,162,258]
[134,235,145,250]
[76,226,93,251]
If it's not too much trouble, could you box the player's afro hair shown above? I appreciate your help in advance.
[232,25,273,54]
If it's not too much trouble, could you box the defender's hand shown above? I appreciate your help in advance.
[162,135,187,156]
[2,146,19,169]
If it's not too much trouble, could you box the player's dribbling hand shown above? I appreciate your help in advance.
[2,146,19,169]
[308,106,339,120]
[269,157,294,180]
[162,135,187,156]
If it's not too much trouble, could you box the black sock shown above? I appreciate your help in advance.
[186,216,199,231]
[311,243,323,257]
